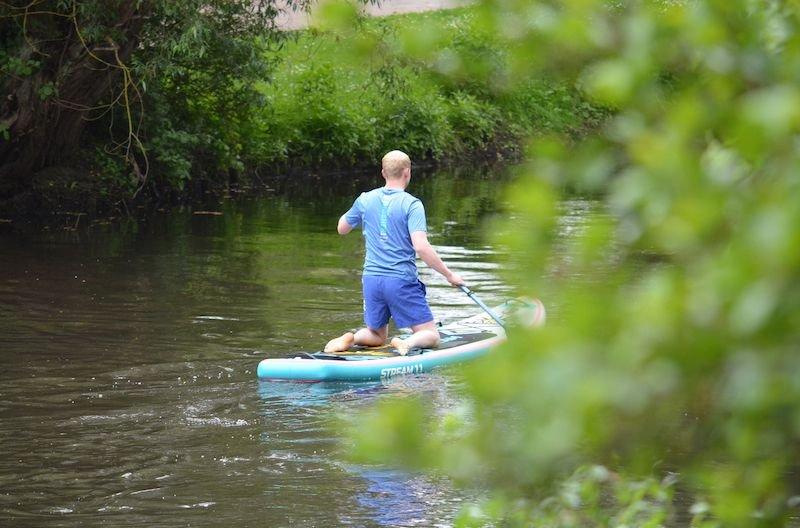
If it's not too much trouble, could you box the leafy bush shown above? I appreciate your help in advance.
[251,7,603,169]
[335,0,800,525]
[132,3,277,193]
[447,91,501,152]
[279,63,380,165]
[0,0,284,216]
[379,87,454,159]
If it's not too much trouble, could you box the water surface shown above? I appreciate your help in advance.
[0,166,597,526]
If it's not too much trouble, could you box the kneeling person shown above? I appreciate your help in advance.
[324,150,464,355]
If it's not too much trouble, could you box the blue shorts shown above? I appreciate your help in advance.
[362,275,434,329]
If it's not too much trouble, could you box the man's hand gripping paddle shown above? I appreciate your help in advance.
[458,284,506,329]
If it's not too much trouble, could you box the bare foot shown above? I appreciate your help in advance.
[390,337,411,356]
[324,332,355,353]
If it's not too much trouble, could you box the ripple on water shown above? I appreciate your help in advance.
[0,172,559,526]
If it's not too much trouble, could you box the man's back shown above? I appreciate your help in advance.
[345,187,427,281]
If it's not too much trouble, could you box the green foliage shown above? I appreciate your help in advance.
[147,126,197,190]
[2,1,602,215]
[1,55,38,76]
[251,7,602,168]
[455,466,675,527]
[382,87,453,158]
[90,146,137,199]
[264,62,380,165]
[126,1,283,193]
[339,0,800,525]
[36,81,56,100]
[446,91,500,151]
[1,0,290,212]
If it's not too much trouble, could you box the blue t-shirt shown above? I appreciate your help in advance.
[344,187,427,281]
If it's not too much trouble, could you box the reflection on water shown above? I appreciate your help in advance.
[0,165,596,526]
[351,467,465,527]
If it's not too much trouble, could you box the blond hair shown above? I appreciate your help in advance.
[382,150,411,180]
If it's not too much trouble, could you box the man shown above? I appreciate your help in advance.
[324,150,465,355]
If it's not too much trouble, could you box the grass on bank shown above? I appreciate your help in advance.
[248,7,606,169]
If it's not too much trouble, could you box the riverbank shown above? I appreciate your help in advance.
[0,6,606,227]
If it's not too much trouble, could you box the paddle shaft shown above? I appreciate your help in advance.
[458,285,506,329]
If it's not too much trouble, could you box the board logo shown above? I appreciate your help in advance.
[380,363,424,379]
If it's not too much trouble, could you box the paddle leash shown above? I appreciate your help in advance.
[458,285,506,329]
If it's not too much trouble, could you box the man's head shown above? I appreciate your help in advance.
[381,150,411,184]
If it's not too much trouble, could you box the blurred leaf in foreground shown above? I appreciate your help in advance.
[338,0,800,524]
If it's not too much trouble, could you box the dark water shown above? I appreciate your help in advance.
[0,166,599,526]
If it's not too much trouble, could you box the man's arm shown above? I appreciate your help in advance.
[411,231,464,286]
[337,215,354,235]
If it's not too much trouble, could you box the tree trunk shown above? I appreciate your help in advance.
[0,4,144,200]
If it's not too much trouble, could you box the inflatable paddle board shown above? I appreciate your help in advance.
[257,298,545,382]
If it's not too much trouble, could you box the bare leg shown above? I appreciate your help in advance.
[354,326,388,347]
[390,321,440,356]
[324,325,388,352]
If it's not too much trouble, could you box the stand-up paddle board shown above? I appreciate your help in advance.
[257,298,545,382]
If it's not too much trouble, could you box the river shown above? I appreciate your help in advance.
[0,165,598,527]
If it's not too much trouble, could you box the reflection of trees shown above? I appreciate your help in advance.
[416,164,510,245]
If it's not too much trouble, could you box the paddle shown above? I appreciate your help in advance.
[458,284,506,329]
